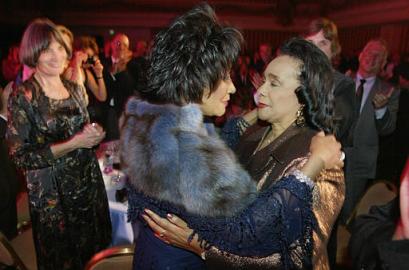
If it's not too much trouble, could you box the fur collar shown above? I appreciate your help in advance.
[121,98,256,217]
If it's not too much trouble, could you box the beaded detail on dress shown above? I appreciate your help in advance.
[220,117,345,270]
[127,174,316,269]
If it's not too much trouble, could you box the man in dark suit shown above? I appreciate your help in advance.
[376,61,409,186]
[341,39,400,225]
[101,33,138,141]
[304,18,357,147]
[303,18,358,267]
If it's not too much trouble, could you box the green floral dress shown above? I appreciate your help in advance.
[7,77,112,270]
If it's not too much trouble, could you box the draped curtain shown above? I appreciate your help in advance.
[379,22,409,54]
[338,25,381,55]
[240,26,382,56]
[240,22,409,56]
[398,23,409,53]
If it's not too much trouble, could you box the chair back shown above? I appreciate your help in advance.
[84,244,134,270]
[0,231,29,270]
[355,180,397,216]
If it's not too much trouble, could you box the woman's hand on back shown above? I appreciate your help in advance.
[142,209,205,257]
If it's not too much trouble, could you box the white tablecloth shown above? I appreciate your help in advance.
[108,201,134,246]
[99,158,134,246]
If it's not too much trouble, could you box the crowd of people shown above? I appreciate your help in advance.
[0,2,408,270]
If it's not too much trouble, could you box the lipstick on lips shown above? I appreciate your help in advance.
[257,102,268,109]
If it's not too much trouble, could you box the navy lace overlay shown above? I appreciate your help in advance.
[128,175,315,268]
[220,117,244,149]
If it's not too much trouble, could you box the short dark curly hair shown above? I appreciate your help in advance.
[279,37,334,134]
[142,3,243,105]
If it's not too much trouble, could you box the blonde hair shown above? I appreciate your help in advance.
[56,24,74,47]
[76,36,99,55]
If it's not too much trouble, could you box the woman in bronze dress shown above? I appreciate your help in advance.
[144,37,345,270]
[7,18,111,269]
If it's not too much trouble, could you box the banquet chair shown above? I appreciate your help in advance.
[84,244,135,270]
[355,180,397,216]
[0,231,29,270]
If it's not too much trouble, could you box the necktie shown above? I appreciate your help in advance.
[356,79,366,113]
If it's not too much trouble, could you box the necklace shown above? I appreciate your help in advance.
[253,127,275,155]
[253,120,297,155]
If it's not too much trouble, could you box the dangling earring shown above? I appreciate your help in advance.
[295,105,305,126]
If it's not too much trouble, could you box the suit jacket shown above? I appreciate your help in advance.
[210,120,345,269]
[333,70,357,147]
[101,57,137,115]
[100,57,137,140]
[376,88,409,181]
[236,123,316,190]
[347,76,400,179]
[349,198,409,270]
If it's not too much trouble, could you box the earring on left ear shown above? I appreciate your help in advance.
[295,105,305,126]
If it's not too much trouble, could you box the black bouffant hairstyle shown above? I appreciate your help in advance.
[141,3,243,105]
[280,37,335,134]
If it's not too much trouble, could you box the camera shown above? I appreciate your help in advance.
[85,56,96,65]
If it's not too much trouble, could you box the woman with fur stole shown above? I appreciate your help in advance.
[121,4,342,270]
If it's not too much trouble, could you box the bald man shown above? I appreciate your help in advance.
[341,39,400,225]
[101,33,139,141]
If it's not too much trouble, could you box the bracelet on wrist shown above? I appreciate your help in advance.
[96,76,103,80]
[237,117,250,135]
[291,169,315,189]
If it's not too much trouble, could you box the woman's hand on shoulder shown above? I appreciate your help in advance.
[310,132,343,169]
[301,132,343,180]
[142,209,205,257]
[242,108,258,126]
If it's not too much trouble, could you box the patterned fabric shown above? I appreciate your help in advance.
[124,104,318,269]
[217,117,345,270]
[127,175,315,269]
[221,116,251,149]
[7,76,112,270]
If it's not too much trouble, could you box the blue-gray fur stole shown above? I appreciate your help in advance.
[121,98,257,217]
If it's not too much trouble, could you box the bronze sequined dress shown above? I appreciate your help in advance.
[206,121,345,270]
